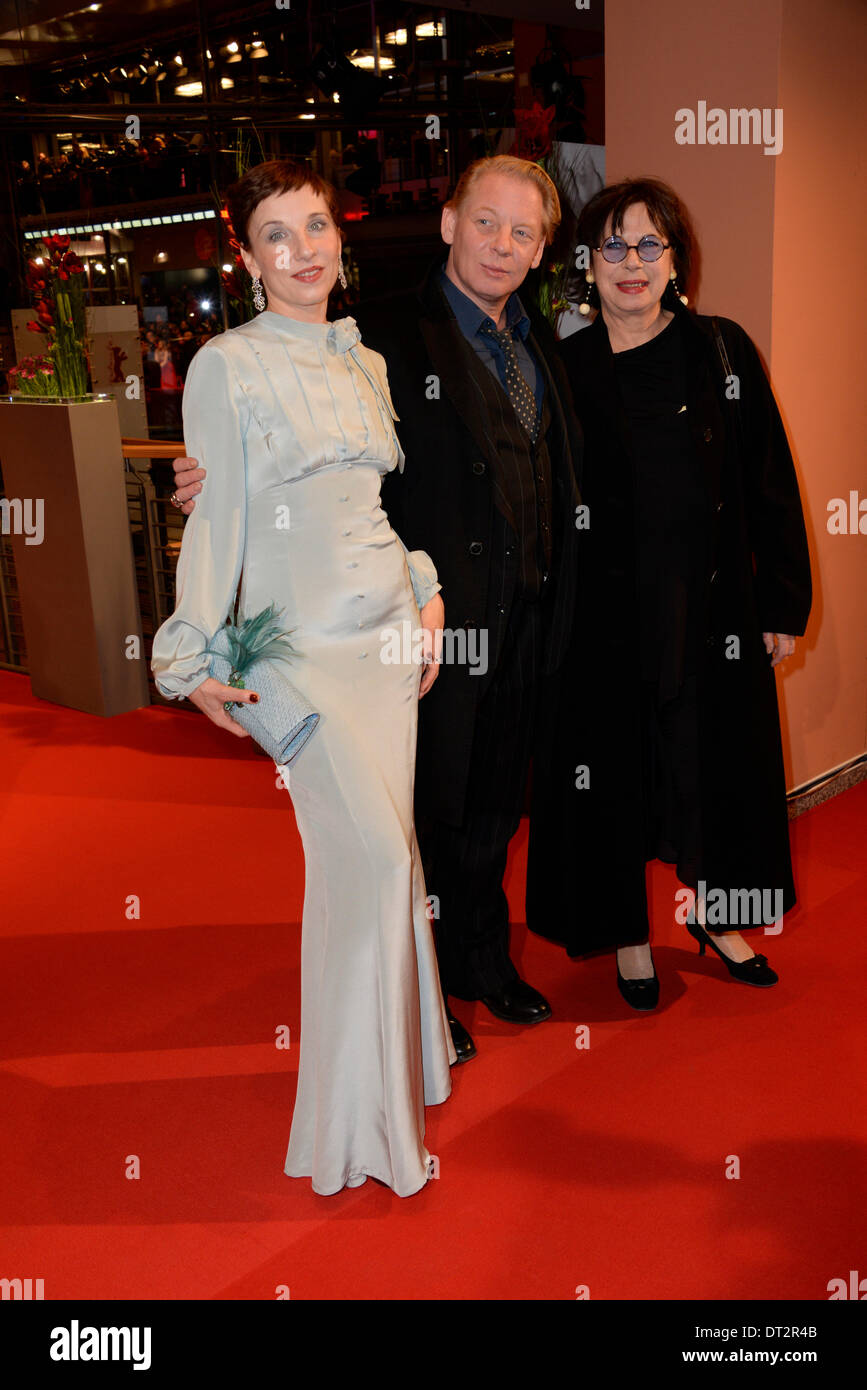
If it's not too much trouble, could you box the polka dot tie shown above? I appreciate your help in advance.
[481,322,539,443]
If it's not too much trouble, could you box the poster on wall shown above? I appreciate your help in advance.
[86,305,148,437]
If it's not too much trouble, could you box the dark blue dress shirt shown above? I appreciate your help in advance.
[438,266,544,413]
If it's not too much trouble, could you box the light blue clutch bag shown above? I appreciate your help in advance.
[205,603,319,765]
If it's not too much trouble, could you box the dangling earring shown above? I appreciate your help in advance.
[337,258,348,291]
[578,270,595,316]
[252,276,266,312]
[669,268,688,306]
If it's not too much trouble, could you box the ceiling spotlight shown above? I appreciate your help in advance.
[227,41,239,53]
[350,53,394,70]
[173,54,183,66]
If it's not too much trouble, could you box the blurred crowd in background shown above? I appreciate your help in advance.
[16,133,214,216]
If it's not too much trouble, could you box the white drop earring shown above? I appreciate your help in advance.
[669,267,688,306]
[252,275,266,312]
[337,258,348,291]
[578,269,595,316]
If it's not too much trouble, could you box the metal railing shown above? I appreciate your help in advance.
[121,438,184,703]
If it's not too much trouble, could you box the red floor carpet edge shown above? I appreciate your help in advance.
[1,669,864,1300]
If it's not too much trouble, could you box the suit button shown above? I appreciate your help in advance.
[703,427,713,442]
[469,541,483,555]
[472,460,486,475]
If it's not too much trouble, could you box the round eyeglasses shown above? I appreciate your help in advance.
[596,235,671,263]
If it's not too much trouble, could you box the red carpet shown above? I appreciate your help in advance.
[1,668,864,1300]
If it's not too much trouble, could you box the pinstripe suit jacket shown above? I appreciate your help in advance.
[355,259,583,826]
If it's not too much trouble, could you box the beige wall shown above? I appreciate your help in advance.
[605,0,867,790]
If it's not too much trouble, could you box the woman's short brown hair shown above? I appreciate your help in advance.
[225,158,343,248]
[572,176,697,310]
[446,155,561,245]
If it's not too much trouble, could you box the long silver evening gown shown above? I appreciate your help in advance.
[151,310,455,1196]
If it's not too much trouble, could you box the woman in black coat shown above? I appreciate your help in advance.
[526,177,811,1008]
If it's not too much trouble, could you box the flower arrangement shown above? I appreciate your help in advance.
[515,102,556,162]
[11,234,90,397]
[6,353,58,397]
[537,142,583,331]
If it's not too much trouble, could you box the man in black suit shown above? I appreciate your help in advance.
[170,155,582,1061]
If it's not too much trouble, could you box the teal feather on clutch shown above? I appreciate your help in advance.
[205,602,319,764]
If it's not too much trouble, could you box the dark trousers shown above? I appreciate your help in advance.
[417,595,545,999]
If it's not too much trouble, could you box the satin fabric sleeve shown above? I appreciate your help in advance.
[151,343,249,699]
[394,538,441,612]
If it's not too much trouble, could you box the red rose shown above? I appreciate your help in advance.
[26,319,46,334]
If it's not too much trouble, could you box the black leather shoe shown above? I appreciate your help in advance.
[616,953,660,1011]
[686,920,778,986]
[447,1010,477,1064]
[479,979,552,1025]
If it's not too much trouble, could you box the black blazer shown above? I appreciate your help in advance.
[355,259,583,826]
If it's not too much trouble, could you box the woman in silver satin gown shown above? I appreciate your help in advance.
[151,159,454,1197]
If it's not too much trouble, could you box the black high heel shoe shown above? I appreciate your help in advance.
[685,920,778,986]
[616,949,660,1011]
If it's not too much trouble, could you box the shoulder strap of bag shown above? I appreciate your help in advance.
[711,315,745,454]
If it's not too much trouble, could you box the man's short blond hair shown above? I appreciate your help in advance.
[446,155,561,245]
